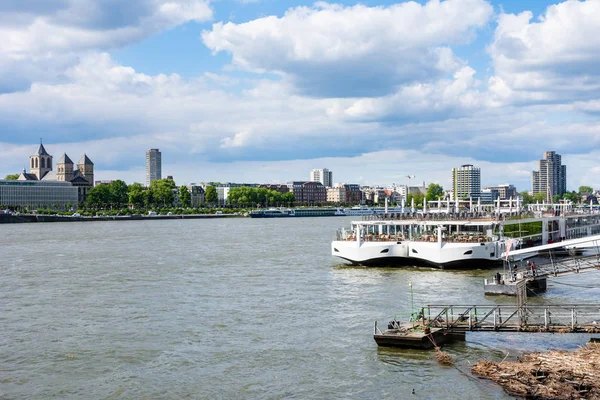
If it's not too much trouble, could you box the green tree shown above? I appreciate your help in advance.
[179,185,191,208]
[86,184,111,207]
[552,194,562,203]
[520,191,533,205]
[578,185,594,195]
[533,192,547,202]
[109,180,129,207]
[205,185,218,206]
[150,179,176,207]
[283,192,295,207]
[4,174,19,180]
[425,183,444,202]
[564,191,580,203]
[128,183,146,208]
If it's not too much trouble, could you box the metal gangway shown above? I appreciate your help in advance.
[505,235,600,279]
[414,304,600,333]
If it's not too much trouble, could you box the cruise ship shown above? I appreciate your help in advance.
[331,199,600,268]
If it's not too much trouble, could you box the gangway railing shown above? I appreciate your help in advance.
[413,304,600,333]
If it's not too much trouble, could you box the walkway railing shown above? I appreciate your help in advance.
[413,304,600,333]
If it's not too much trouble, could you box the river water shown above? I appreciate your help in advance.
[2,217,599,399]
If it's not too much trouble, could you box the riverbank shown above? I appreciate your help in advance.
[0,213,244,223]
[472,341,600,399]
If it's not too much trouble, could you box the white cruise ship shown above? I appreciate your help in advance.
[331,200,600,268]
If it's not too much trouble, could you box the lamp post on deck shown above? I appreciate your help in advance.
[405,175,415,205]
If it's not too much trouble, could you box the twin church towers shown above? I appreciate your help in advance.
[27,142,94,186]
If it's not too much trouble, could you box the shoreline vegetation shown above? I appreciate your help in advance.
[0,212,245,224]
[472,342,600,399]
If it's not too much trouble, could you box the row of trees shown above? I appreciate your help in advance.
[227,187,295,207]
[520,186,596,205]
[86,179,193,209]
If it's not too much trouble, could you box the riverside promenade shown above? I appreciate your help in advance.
[0,213,242,224]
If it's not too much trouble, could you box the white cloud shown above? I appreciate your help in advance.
[0,0,212,91]
[202,0,493,97]
[220,130,253,148]
[489,0,600,105]
[331,66,487,121]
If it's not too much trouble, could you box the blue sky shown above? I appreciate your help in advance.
[1,0,599,191]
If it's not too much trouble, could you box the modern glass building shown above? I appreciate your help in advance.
[146,149,162,187]
[0,180,78,209]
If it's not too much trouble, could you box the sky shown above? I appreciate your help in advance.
[0,0,599,191]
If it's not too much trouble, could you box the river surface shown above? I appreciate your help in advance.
[2,217,600,399]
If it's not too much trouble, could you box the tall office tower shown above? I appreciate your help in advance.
[146,149,162,186]
[452,164,481,200]
[532,151,567,202]
[310,168,333,188]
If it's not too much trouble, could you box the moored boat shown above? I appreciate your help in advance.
[332,201,600,268]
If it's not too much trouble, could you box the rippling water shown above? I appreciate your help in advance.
[2,217,599,399]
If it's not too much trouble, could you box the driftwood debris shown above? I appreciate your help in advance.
[471,343,600,399]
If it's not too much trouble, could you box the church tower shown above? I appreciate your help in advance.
[29,142,53,180]
[77,154,94,185]
[57,153,74,182]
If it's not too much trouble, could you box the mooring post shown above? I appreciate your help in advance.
[571,309,575,330]
[544,308,549,330]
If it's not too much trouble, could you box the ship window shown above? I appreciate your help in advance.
[380,249,389,253]
[334,248,339,252]
[463,250,473,255]
[490,253,495,257]
[412,249,418,254]
[480,243,485,246]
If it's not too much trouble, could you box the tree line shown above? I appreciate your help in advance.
[227,187,295,207]
[85,179,193,209]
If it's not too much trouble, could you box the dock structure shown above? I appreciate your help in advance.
[374,304,600,349]
[484,235,600,296]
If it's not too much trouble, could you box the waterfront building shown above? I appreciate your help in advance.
[326,184,362,204]
[483,184,517,200]
[327,186,344,203]
[479,188,499,203]
[146,149,162,187]
[0,179,78,209]
[18,145,94,203]
[288,181,327,204]
[532,151,567,201]
[186,185,205,207]
[452,164,481,200]
[362,187,388,205]
[310,168,333,188]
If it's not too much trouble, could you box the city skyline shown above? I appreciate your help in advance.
[0,0,599,190]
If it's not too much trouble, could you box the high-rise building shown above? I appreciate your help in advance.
[146,149,161,186]
[452,164,481,200]
[532,151,566,201]
[482,184,518,200]
[310,168,333,187]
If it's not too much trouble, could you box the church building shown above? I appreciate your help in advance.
[18,142,94,203]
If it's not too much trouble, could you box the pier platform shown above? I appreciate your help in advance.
[373,321,464,349]
[375,304,600,349]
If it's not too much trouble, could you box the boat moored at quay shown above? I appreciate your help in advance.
[331,199,600,268]
[249,208,346,218]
